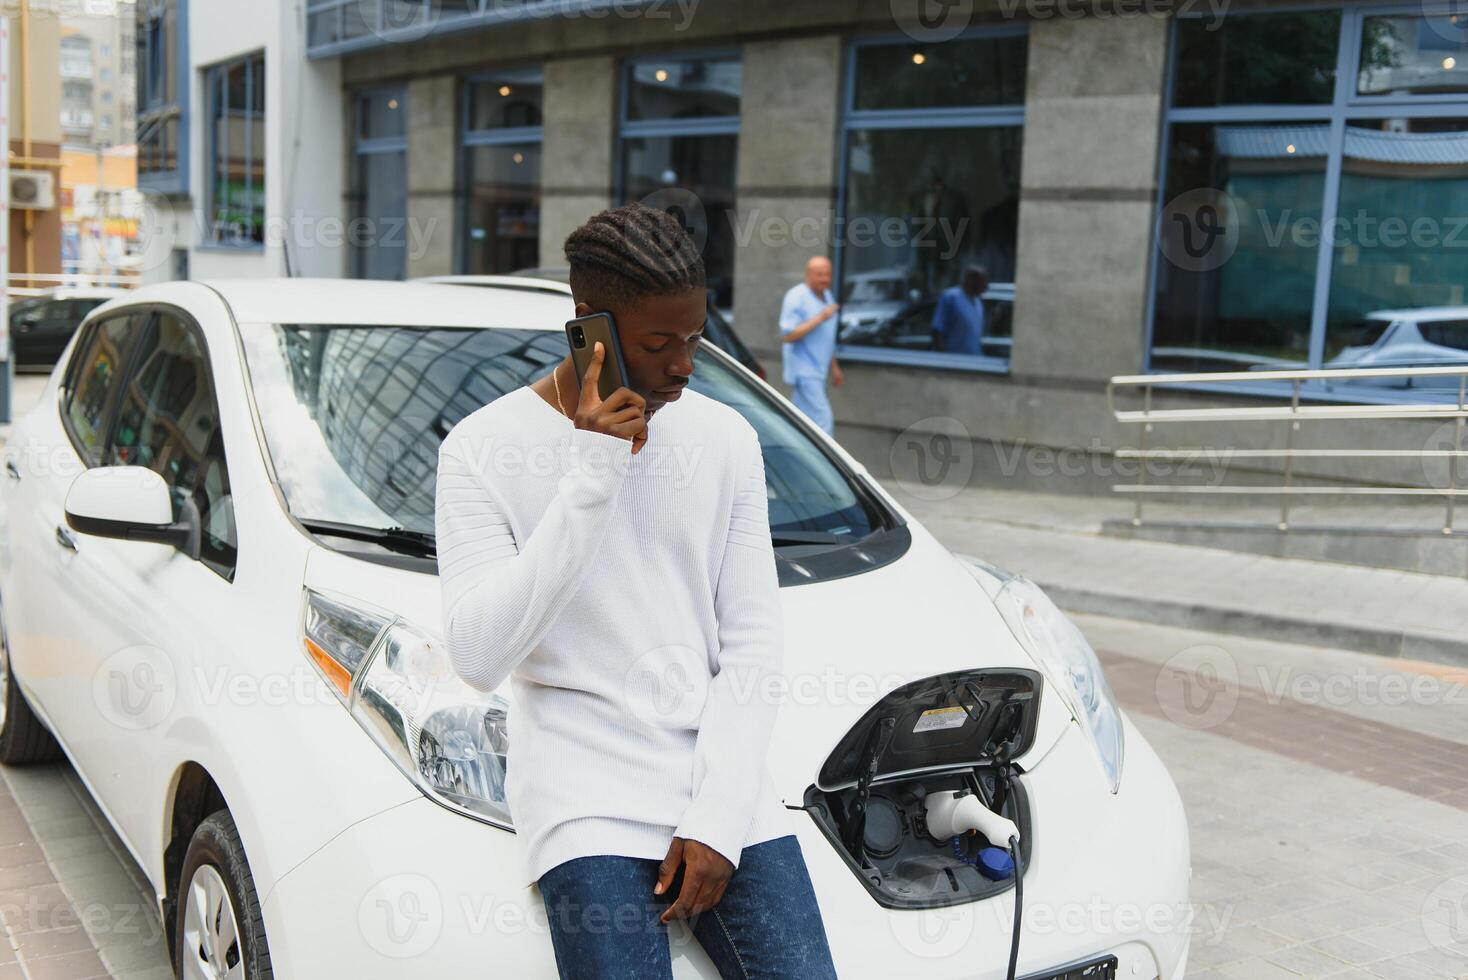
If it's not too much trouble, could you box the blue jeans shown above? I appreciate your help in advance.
[536,834,839,979]
[791,376,834,435]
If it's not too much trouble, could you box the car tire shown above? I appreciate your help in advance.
[175,810,274,980]
[0,602,63,765]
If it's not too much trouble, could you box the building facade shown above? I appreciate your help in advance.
[145,1,1468,489]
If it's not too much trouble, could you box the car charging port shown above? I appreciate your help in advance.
[801,669,1039,910]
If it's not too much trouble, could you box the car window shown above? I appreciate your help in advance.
[1420,320,1468,353]
[107,312,238,579]
[60,313,143,466]
[239,324,888,547]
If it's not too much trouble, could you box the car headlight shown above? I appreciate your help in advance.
[960,558,1124,793]
[300,587,512,828]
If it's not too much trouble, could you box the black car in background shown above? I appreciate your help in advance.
[9,288,128,369]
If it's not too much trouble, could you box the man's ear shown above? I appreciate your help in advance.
[574,301,593,318]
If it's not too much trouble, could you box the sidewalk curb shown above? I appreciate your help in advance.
[1040,581,1468,669]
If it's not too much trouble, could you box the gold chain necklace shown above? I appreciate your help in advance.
[553,361,569,419]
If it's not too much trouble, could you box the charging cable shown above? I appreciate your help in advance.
[1006,834,1023,980]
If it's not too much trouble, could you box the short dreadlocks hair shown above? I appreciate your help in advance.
[563,202,706,312]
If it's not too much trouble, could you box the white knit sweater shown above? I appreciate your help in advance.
[434,383,794,888]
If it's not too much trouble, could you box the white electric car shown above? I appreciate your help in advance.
[0,279,1190,980]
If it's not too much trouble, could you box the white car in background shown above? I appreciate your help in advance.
[1325,307,1468,389]
[0,278,1189,979]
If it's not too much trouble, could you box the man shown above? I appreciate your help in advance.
[931,265,989,355]
[779,256,844,436]
[434,203,838,980]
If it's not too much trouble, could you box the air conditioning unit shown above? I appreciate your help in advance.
[10,170,57,210]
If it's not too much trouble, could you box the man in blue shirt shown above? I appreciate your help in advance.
[931,265,989,355]
[779,256,843,435]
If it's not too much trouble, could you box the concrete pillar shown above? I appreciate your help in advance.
[1008,14,1170,382]
[732,35,842,362]
[405,75,457,278]
[538,56,616,268]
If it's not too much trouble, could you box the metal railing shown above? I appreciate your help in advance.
[6,272,140,299]
[1107,364,1468,534]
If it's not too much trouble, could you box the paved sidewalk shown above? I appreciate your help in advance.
[1080,614,1468,979]
[0,763,168,979]
[901,485,1468,666]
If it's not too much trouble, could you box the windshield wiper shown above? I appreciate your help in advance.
[770,530,851,547]
[299,519,436,558]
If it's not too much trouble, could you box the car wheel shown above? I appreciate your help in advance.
[175,810,273,980]
[0,602,63,764]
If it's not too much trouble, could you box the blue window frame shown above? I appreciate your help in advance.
[616,51,742,311]
[459,67,544,275]
[1149,3,1468,402]
[353,87,409,280]
[203,52,267,249]
[136,0,189,195]
[834,28,1027,375]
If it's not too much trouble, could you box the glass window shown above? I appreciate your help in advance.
[205,51,266,247]
[852,35,1026,110]
[467,69,543,130]
[625,55,740,120]
[136,0,185,191]
[1172,11,1341,107]
[462,67,544,275]
[61,314,142,467]
[618,54,741,310]
[1322,117,1468,380]
[838,35,1025,367]
[620,133,738,308]
[465,144,541,275]
[353,89,409,280]
[107,313,237,577]
[839,127,1021,360]
[1358,14,1468,98]
[1151,122,1327,373]
[1153,9,1468,397]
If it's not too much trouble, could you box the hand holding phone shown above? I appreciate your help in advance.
[573,341,648,455]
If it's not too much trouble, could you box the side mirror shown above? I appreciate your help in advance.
[64,466,201,561]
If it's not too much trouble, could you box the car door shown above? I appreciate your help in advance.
[57,308,242,847]
[4,310,149,732]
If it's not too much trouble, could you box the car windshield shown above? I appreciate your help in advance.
[238,323,887,551]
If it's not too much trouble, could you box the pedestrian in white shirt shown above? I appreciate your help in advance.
[434,203,838,980]
[778,256,844,435]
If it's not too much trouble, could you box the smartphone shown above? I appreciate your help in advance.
[564,311,632,403]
